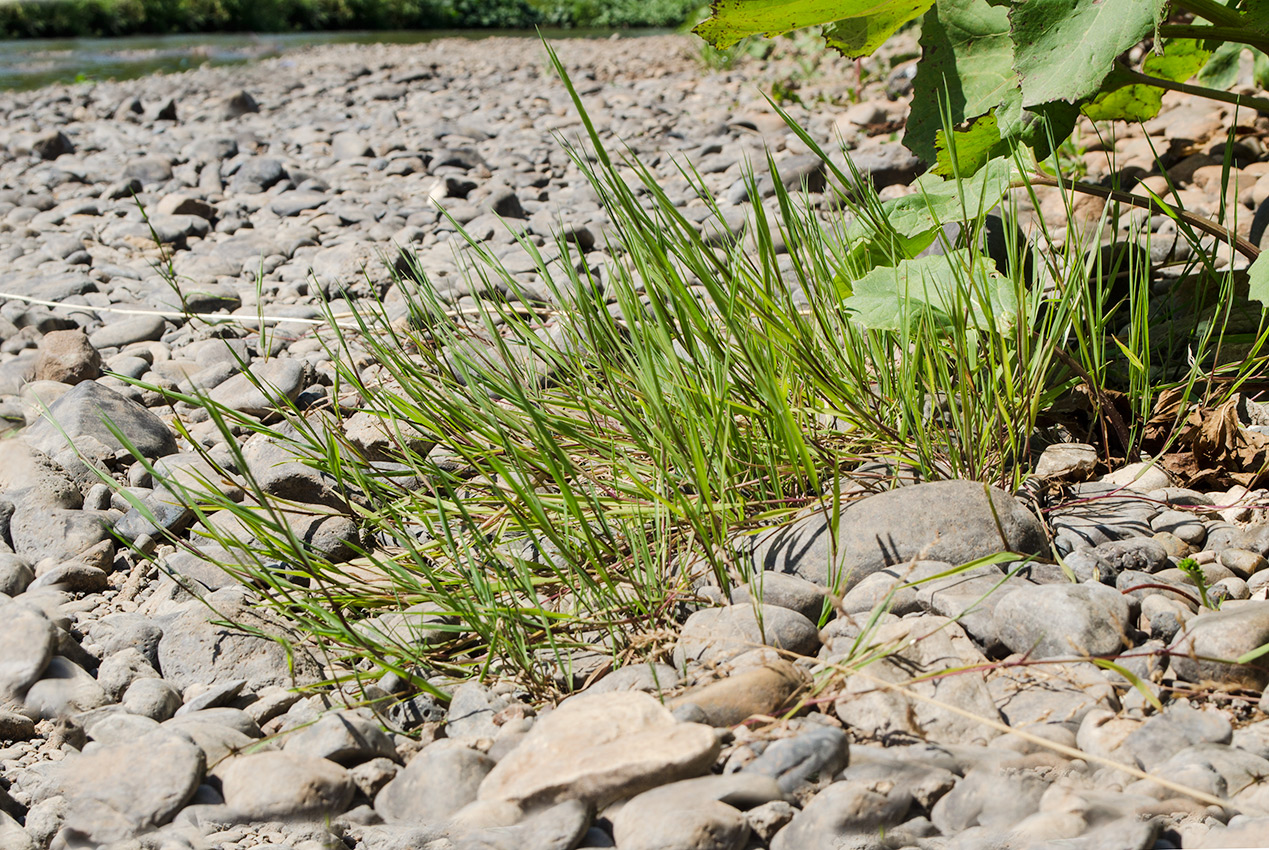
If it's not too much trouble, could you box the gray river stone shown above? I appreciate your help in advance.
[930,766,1048,835]
[771,779,912,850]
[88,314,168,350]
[450,799,591,850]
[749,480,1046,591]
[730,571,830,623]
[612,773,783,850]
[23,378,177,458]
[56,729,204,844]
[1169,602,1269,690]
[85,611,164,665]
[478,690,719,810]
[376,743,495,824]
[22,656,110,718]
[219,751,354,820]
[741,725,849,792]
[1121,703,1232,771]
[1095,537,1171,573]
[156,587,322,692]
[0,601,55,696]
[282,709,397,765]
[122,677,183,721]
[615,800,750,850]
[0,553,31,597]
[9,506,112,565]
[0,440,81,510]
[95,646,159,700]
[675,603,820,667]
[207,358,306,416]
[833,616,1001,746]
[993,582,1133,659]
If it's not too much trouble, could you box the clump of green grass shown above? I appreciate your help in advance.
[121,47,1268,707]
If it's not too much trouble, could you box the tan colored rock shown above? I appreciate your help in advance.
[832,616,1002,745]
[34,330,100,385]
[219,751,354,819]
[616,800,749,850]
[1191,164,1252,197]
[613,773,781,850]
[57,729,204,843]
[1035,442,1097,481]
[156,193,215,219]
[1101,460,1171,492]
[1169,602,1269,690]
[478,690,719,810]
[668,662,805,727]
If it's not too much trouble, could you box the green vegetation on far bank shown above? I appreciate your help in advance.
[0,0,702,40]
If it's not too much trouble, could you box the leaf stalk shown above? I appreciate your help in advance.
[1023,173,1261,261]
[1171,0,1247,29]
[1111,61,1269,114]
[1159,23,1269,56]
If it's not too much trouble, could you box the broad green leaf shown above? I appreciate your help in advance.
[997,94,1081,161]
[693,0,933,56]
[846,230,940,268]
[1083,39,1211,122]
[1146,37,1213,82]
[1082,73,1166,122]
[1197,40,1243,90]
[905,0,1016,164]
[1254,49,1269,90]
[1011,0,1164,107]
[843,249,1018,332]
[1247,251,1269,310]
[1197,43,1269,94]
[904,0,1075,168]
[933,112,1010,177]
[821,2,935,58]
[863,158,1013,240]
[846,158,1013,263]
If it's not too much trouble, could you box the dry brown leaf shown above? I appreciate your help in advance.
[1159,394,1269,489]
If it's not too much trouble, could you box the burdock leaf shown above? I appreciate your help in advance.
[933,112,1010,177]
[847,157,1013,248]
[1248,251,1269,309]
[1084,39,1211,122]
[694,0,933,56]
[844,249,1018,333]
[1011,0,1164,106]
[1197,40,1243,90]
[905,0,1016,163]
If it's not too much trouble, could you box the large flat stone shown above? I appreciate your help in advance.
[750,480,1046,592]
[23,379,177,459]
[56,729,204,844]
[156,587,321,692]
[477,690,719,810]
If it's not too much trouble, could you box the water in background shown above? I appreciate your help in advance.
[0,28,644,90]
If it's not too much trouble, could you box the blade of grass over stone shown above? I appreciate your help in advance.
[838,667,1234,810]
[1092,658,1165,712]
